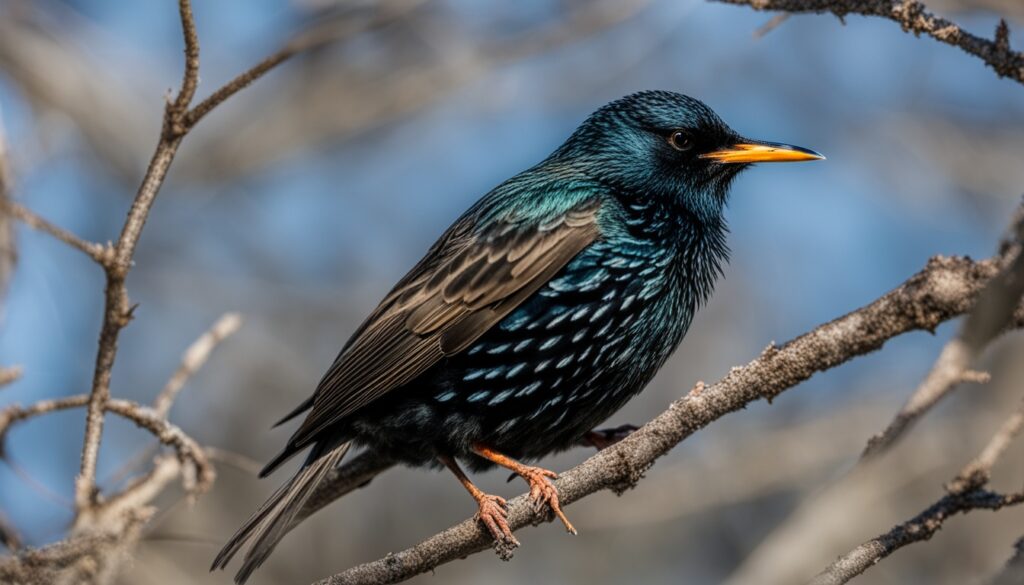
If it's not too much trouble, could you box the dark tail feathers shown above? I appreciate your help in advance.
[211,440,350,584]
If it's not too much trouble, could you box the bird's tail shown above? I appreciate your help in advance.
[211,440,351,584]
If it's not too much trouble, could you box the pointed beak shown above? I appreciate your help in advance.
[700,140,825,164]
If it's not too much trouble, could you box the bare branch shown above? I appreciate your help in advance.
[808,400,1024,585]
[0,366,21,388]
[73,0,202,514]
[0,396,214,498]
[808,491,1023,585]
[0,508,152,584]
[754,13,791,37]
[715,0,1024,85]
[0,0,341,581]
[71,0,308,516]
[310,251,1017,585]
[0,107,15,303]
[184,0,427,130]
[946,399,1024,494]
[153,312,243,418]
[171,0,200,119]
[205,447,264,477]
[105,400,214,497]
[2,201,112,266]
[863,206,1024,458]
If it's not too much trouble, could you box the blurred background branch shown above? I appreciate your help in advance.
[810,399,1024,585]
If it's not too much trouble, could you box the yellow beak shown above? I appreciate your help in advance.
[700,141,825,164]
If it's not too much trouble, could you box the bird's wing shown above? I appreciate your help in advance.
[287,197,603,449]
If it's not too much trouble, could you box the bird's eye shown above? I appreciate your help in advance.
[668,130,692,151]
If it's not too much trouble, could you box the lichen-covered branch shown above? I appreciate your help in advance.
[714,0,1024,85]
[310,249,1019,585]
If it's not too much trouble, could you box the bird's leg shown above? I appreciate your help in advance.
[439,454,519,548]
[471,444,577,535]
[580,424,639,450]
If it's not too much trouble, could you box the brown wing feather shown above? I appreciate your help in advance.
[287,199,602,449]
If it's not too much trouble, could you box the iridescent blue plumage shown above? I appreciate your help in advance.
[362,179,730,469]
[215,91,823,582]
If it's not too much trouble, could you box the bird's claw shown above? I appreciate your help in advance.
[521,466,576,535]
[475,493,519,548]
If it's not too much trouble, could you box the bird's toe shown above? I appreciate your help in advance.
[523,467,576,535]
[476,493,519,548]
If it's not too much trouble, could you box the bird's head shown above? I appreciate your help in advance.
[553,90,823,224]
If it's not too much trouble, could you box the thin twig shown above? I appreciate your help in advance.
[5,455,74,509]
[808,400,1024,585]
[310,250,1020,585]
[105,400,214,497]
[153,312,242,418]
[205,447,264,477]
[947,400,1024,494]
[2,202,111,265]
[715,0,1024,85]
[170,0,201,121]
[73,0,203,515]
[183,0,426,129]
[754,13,790,37]
[0,366,20,388]
[809,491,1024,585]
[0,0,345,581]
[184,38,309,130]
[0,107,16,302]
[0,395,213,497]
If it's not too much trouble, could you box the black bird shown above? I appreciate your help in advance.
[212,90,823,582]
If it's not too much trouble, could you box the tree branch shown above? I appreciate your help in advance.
[74,0,200,515]
[0,366,20,388]
[0,396,213,497]
[0,108,15,303]
[714,0,1024,85]
[309,250,1018,585]
[862,205,1024,458]
[1,201,112,266]
[153,312,242,418]
[71,0,317,518]
[808,399,1024,585]
[183,0,427,129]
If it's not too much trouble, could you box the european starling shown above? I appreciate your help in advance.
[212,90,823,582]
